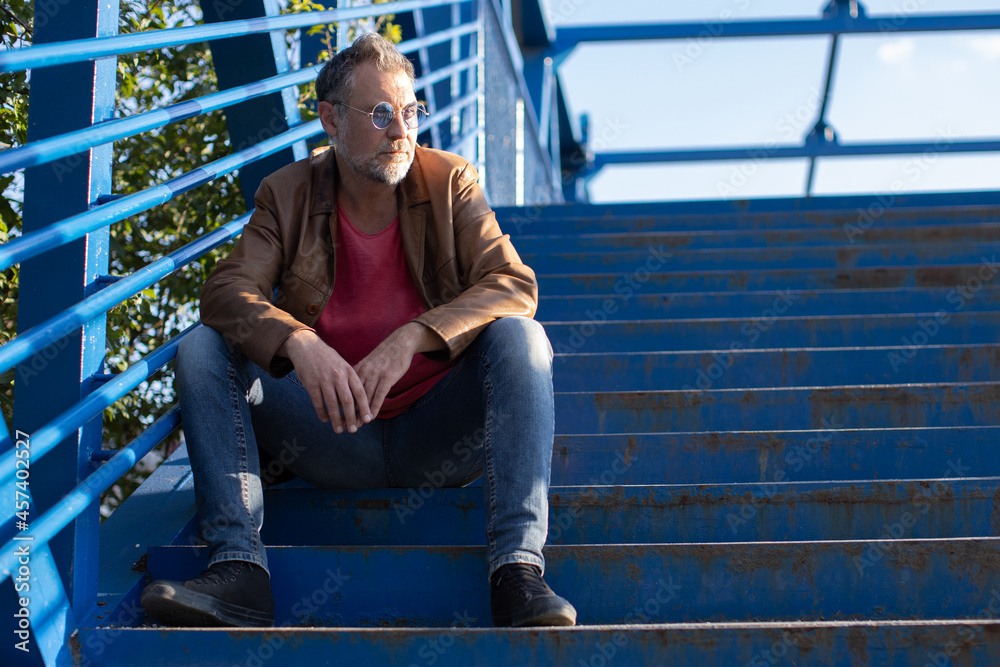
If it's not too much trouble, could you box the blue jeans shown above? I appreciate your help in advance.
[175,316,554,580]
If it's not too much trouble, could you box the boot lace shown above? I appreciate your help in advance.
[496,564,549,596]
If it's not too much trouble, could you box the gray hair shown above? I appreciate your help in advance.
[315,33,416,110]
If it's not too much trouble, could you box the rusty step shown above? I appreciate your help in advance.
[515,222,1000,253]
[549,428,1000,485]
[250,479,1000,546]
[554,382,1000,433]
[520,242,1000,273]
[132,539,1000,627]
[535,286,1000,321]
[541,312,1000,353]
[552,345,1000,391]
[537,263,1000,295]
[78,620,1000,667]
[497,193,1000,234]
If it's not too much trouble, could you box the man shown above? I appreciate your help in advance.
[140,33,576,629]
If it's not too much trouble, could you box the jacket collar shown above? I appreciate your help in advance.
[308,144,431,216]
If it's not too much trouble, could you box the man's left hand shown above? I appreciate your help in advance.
[355,321,444,419]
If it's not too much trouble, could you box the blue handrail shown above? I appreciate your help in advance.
[0,214,249,377]
[0,120,319,270]
[551,13,1000,55]
[0,0,468,72]
[0,405,182,583]
[0,48,480,270]
[592,139,1000,168]
[0,26,479,176]
[0,327,193,488]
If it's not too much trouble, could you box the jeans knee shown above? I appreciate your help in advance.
[484,316,553,372]
[176,325,229,385]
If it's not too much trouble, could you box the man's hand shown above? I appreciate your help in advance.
[355,322,445,419]
[279,330,372,433]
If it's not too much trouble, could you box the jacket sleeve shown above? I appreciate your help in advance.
[412,163,539,360]
[199,179,313,376]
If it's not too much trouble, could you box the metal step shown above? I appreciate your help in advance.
[535,286,1000,321]
[515,223,1000,252]
[139,540,1000,626]
[497,193,1000,233]
[549,429,1000,485]
[76,620,1000,667]
[522,243,1000,272]
[541,312,1000,353]
[537,264,1000,294]
[254,478,1000,545]
[552,345,1000,391]
[554,382,1000,433]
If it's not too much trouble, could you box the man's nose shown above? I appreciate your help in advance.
[386,109,408,139]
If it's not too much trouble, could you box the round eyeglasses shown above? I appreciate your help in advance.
[335,101,428,130]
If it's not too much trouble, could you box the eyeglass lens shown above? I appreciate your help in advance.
[371,102,426,129]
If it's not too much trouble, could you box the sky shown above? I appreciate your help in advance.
[546,0,1000,202]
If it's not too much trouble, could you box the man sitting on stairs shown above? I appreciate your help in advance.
[139,32,576,629]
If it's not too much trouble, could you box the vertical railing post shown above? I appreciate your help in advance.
[199,0,307,209]
[412,4,458,151]
[6,1,119,664]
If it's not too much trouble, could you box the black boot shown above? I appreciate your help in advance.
[490,563,577,627]
[141,560,275,627]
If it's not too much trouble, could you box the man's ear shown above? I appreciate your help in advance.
[318,100,339,138]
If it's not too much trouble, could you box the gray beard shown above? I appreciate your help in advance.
[342,143,414,186]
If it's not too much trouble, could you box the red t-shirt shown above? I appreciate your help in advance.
[313,203,455,418]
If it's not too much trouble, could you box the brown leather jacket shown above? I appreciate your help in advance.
[200,145,537,377]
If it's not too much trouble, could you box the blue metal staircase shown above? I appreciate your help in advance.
[70,192,1000,664]
[4,1,1000,665]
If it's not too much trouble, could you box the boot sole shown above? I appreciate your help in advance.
[495,596,578,627]
[141,581,274,628]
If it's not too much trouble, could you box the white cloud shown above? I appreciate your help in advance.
[877,38,916,66]
[969,36,1000,61]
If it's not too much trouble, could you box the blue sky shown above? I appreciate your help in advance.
[547,0,1000,202]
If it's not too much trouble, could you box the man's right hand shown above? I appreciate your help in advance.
[278,330,373,433]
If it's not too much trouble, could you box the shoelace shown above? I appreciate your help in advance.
[190,562,244,586]
[496,564,549,596]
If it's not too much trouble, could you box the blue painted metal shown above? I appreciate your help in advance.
[0,0,471,72]
[538,264,1000,294]
[71,621,1000,667]
[143,539,1000,624]
[498,191,1000,234]
[804,12,841,195]
[536,287,1000,321]
[4,2,119,664]
[0,121,318,271]
[202,0,306,207]
[542,313,1000,353]
[552,13,1000,53]
[552,345,1000,391]
[0,66,321,175]
[255,478,1000,545]
[517,223,1000,252]
[589,138,1000,168]
[550,5,1000,196]
[0,407,180,586]
[1,327,194,485]
[521,243,1000,272]
[549,428,1000,485]
[6,1,1000,664]
[0,216,248,375]
[554,382,1000,433]
[91,444,196,627]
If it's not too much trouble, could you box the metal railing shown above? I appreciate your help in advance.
[0,1,560,664]
[551,0,1000,196]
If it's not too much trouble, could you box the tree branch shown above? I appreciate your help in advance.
[1,5,31,37]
